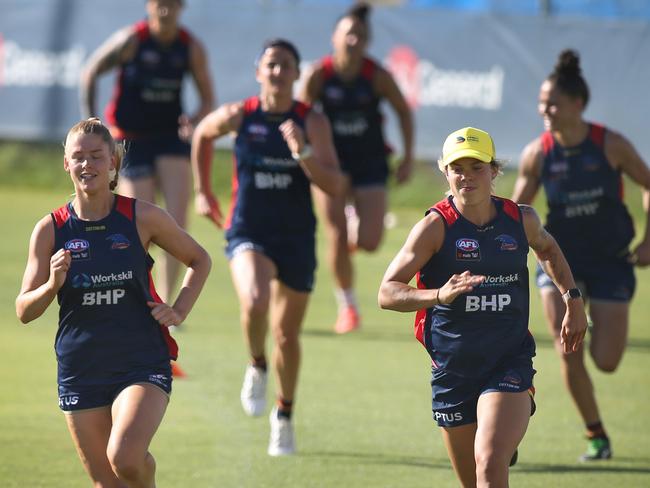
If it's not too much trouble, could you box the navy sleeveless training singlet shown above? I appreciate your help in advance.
[414,196,534,378]
[52,195,177,387]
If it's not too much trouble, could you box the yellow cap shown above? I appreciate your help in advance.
[439,127,495,170]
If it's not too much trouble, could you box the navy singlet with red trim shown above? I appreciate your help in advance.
[540,123,634,260]
[52,195,177,386]
[414,196,533,378]
[225,96,315,239]
[106,21,192,136]
[318,55,386,160]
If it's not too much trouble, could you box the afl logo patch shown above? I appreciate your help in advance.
[65,239,90,261]
[495,234,518,251]
[324,86,345,102]
[141,49,160,65]
[248,124,268,136]
[107,234,131,250]
[456,238,481,261]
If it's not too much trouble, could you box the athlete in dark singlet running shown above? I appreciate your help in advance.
[301,2,414,333]
[16,118,211,488]
[192,39,342,457]
[80,0,215,303]
[380,127,587,487]
[512,49,650,461]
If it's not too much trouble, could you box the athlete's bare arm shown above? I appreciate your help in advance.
[606,130,650,266]
[283,110,342,196]
[136,200,211,326]
[187,38,216,126]
[298,64,324,105]
[16,216,65,323]
[521,204,587,352]
[374,67,414,184]
[379,213,442,312]
[191,102,244,227]
[79,27,138,119]
[378,213,484,312]
[512,138,543,204]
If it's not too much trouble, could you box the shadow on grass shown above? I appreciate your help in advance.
[302,328,650,352]
[513,459,650,474]
[529,335,650,352]
[303,450,650,476]
[302,450,450,471]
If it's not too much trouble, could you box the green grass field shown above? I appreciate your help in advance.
[1,144,649,487]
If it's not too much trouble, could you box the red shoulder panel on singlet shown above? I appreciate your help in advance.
[361,57,376,80]
[589,123,605,148]
[321,55,334,79]
[293,100,311,120]
[243,96,260,115]
[178,27,191,45]
[134,21,149,42]
[494,196,521,222]
[541,131,554,156]
[115,195,134,221]
[52,204,71,229]
[430,198,459,226]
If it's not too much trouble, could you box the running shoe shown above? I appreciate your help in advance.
[334,306,361,334]
[268,407,295,456]
[240,365,267,417]
[579,437,612,461]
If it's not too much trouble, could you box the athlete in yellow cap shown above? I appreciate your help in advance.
[379,127,588,486]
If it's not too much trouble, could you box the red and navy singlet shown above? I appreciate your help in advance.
[414,196,534,378]
[318,55,387,162]
[225,96,316,240]
[105,21,192,137]
[540,123,635,260]
[52,196,177,386]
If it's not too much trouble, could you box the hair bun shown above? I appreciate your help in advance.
[555,49,582,78]
[348,2,371,23]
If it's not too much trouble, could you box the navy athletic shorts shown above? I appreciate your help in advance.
[536,253,635,302]
[225,234,317,292]
[119,133,190,180]
[58,361,172,412]
[430,354,536,428]
[339,152,389,187]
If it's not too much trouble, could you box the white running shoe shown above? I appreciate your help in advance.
[268,407,295,456]
[240,365,267,417]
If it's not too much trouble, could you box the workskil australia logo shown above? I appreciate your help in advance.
[72,270,134,289]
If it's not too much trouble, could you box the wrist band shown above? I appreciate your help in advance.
[291,144,313,161]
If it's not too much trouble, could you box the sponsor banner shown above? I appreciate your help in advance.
[1,1,649,161]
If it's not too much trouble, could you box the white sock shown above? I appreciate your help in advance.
[335,288,357,310]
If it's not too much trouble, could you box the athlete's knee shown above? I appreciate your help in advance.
[328,225,348,247]
[592,356,620,373]
[240,291,270,319]
[356,234,382,252]
[474,450,506,485]
[273,327,300,350]
[107,446,151,483]
[560,350,587,371]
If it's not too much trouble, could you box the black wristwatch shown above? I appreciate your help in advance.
[562,288,582,302]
